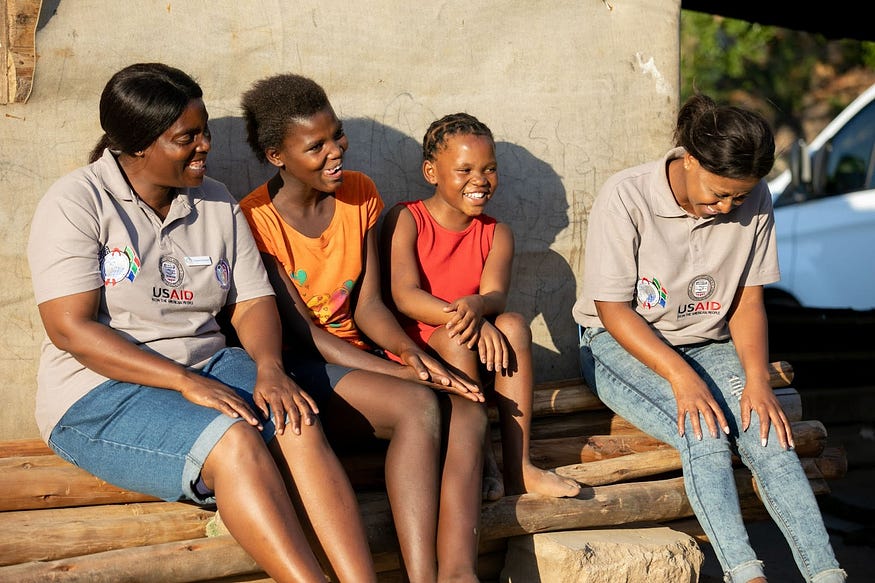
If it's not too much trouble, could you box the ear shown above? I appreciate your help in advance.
[422,159,438,185]
[265,147,285,169]
[684,152,697,170]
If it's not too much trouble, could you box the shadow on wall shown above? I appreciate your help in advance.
[207,116,578,380]
[37,0,61,30]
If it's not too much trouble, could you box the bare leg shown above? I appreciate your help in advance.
[490,313,579,498]
[270,417,376,582]
[436,392,487,583]
[326,370,442,583]
[200,422,374,583]
[429,328,503,503]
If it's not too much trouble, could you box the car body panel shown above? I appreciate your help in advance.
[768,83,875,310]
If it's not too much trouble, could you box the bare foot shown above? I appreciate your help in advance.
[483,442,505,501]
[522,464,580,498]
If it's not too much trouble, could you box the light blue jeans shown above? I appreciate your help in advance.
[579,327,845,583]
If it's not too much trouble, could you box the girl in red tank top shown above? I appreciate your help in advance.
[381,113,581,501]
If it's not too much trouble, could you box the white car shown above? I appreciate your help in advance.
[767,82,875,310]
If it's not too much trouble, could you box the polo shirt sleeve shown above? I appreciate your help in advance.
[226,199,274,306]
[28,176,105,305]
[581,180,640,303]
[739,181,781,287]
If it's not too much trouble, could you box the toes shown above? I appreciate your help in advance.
[482,476,505,501]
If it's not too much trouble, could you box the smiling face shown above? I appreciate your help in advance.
[675,153,760,218]
[423,133,498,219]
[137,98,211,192]
[266,106,348,193]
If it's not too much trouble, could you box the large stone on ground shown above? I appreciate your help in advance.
[500,526,704,583]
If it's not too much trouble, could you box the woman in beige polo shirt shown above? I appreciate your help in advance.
[573,93,844,583]
[27,63,376,582]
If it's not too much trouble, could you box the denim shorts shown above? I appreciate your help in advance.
[283,349,353,408]
[48,346,350,505]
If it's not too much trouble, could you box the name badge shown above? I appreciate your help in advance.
[184,256,212,267]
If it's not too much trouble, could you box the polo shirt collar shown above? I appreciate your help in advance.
[92,147,198,218]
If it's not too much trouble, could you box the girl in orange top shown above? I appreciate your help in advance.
[381,113,581,501]
[239,74,484,583]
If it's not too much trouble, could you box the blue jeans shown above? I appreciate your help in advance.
[579,327,845,583]
[49,347,276,504]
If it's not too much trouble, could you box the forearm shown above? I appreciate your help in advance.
[478,290,507,317]
[595,301,695,385]
[394,286,453,327]
[354,298,419,357]
[51,318,193,391]
[229,296,285,373]
[728,287,772,386]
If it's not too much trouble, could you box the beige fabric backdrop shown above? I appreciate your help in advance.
[0,0,679,440]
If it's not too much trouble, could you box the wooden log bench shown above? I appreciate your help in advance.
[0,361,846,582]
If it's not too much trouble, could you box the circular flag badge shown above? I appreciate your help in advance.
[102,249,131,286]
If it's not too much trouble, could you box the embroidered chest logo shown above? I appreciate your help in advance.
[160,256,184,288]
[678,274,721,317]
[153,255,195,305]
[688,274,716,301]
[636,276,667,309]
[101,246,140,286]
[215,259,231,290]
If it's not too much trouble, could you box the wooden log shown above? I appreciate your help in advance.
[0,448,839,569]
[804,446,848,481]
[512,419,825,468]
[0,455,159,512]
[480,476,695,541]
[556,448,682,486]
[553,434,837,489]
[0,465,834,582]
[0,535,262,583]
[0,502,214,566]
[1,0,41,104]
[0,417,827,512]
[529,433,671,465]
[0,438,53,458]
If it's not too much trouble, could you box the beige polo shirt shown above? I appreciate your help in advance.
[572,147,780,346]
[27,149,274,441]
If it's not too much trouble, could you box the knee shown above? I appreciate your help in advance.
[682,439,734,472]
[494,312,531,345]
[203,422,270,481]
[406,384,442,435]
[453,397,489,436]
[215,422,265,457]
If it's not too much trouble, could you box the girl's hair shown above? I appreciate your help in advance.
[422,112,494,162]
[88,63,203,163]
[674,93,775,180]
[240,74,331,163]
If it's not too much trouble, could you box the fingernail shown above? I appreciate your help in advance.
[723,426,730,434]
[761,438,767,447]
